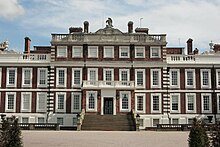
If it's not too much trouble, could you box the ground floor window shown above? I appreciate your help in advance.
[120,91,130,112]
[22,117,29,123]
[172,118,179,124]
[86,91,97,112]
[38,117,45,123]
[57,117,64,125]
[153,119,159,127]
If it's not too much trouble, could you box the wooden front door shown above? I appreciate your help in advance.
[104,98,113,114]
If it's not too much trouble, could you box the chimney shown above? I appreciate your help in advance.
[69,27,83,34]
[135,28,149,34]
[214,44,220,52]
[187,38,193,55]
[128,21,133,33]
[24,37,31,54]
[84,21,89,33]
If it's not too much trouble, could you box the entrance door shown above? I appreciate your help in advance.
[104,98,113,114]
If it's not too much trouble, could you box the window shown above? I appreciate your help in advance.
[170,69,180,88]
[72,68,82,87]
[7,68,17,87]
[150,46,160,58]
[57,46,67,57]
[201,94,212,113]
[21,92,31,112]
[36,92,47,112]
[0,68,1,88]
[185,69,195,88]
[56,68,66,87]
[135,69,145,88]
[153,119,159,127]
[72,46,83,58]
[86,91,97,112]
[151,69,161,88]
[88,68,98,85]
[38,68,47,87]
[104,46,114,58]
[119,69,130,85]
[71,93,81,112]
[103,69,114,85]
[201,69,211,88]
[22,117,29,123]
[119,46,129,58]
[38,117,45,123]
[170,94,180,113]
[22,68,32,87]
[172,118,179,124]
[120,91,131,112]
[186,93,196,113]
[57,117,64,125]
[135,94,146,113]
[88,46,98,58]
[5,92,16,112]
[151,94,161,113]
[73,117,77,126]
[217,94,220,113]
[188,118,194,124]
[135,46,145,58]
[56,93,66,112]
[217,69,220,88]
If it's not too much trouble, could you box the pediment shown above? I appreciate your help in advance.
[95,27,123,35]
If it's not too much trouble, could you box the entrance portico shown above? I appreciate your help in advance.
[101,90,117,115]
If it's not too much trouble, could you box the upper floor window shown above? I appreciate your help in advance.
[72,68,82,87]
[71,93,81,112]
[104,46,114,58]
[151,93,161,113]
[217,69,220,88]
[186,93,196,113]
[88,68,98,85]
[56,68,66,87]
[217,94,220,113]
[103,69,114,85]
[135,93,146,113]
[119,69,130,85]
[0,68,2,88]
[56,93,66,112]
[7,68,17,87]
[170,94,180,113]
[135,69,145,88]
[88,46,98,58]
[120,91,131,112]
[21,92,32,112]
[37,68,47,87]
[150,46,161,58]
[170,69,180,88]
[201,93,212,113]
[185,69,195,88]
[36,92,47,112]
[200,69,211,88]
[151,69,161,88]
[135,46,145,58]
[57,46,67,57]
[72,46,83,58]
[119,46,129,58]
[86,91,97,112]
[5,92,16,112]
[22,68,32,87]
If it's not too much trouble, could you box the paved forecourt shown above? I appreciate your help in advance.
[22,131,189,147]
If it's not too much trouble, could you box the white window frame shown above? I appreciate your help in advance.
[151,69,161,88]
[22,117,29,123]
[185,69,196,88]
[186,93,196,113]
[87,68,98,85]
[21,92,32,112]
[71,92,81,113]
[170,69,180,88]
[57,46,67,58]
[56,68,67,87]
[36,92,47,112]
[72,68,82,87]
[217,94,220,113]
[201,93,212,113]
[56,92,66,113]
[119,46,130,58]
[86,91,97,112]
[170,93,180,113]
[88,46,98,58]
[5,92,16,112]
[0,68,2,88]
[200,69,211,88]
[72,46,83,58]
[151,93,161,113]
[37,117,45,123]
[135,93,146,113]
[120,91,131,112]
[57,117,64,125]
[22,68,32,87]
[150,46,161,58]
[7,68,17,87]
[103,68,114,86]
[37,68,48,87]
[119,69,130,85]
[216,69,220,88]
[135,69,146,88]
[104,46,114,58]
[135,46,145,58]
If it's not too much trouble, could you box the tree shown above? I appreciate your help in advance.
[210,124,220,147]
[188,117,209,147]
[0,116,23,147]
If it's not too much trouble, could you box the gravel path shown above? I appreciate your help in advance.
[22,131,189,147]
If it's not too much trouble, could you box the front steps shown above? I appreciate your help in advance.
[81,114,136,131]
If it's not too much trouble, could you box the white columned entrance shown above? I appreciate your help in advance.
[101,90,116,115]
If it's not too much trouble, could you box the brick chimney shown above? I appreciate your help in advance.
[84,21,89,33]
[24,37,31,54]
[69,27,83,34]
[135,28,149,34]
[128,21,133,33]
[214,44,220,52]
[187,38,193,55]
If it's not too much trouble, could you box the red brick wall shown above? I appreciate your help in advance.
[16,92,21,113]
[66,92,71,113]
[196,93,201,114]
[31,92,36,113]
[146,93,150,114]
[180,93,185,114]
[0,92,5,113]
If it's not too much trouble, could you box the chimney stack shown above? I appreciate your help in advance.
[24,37,31,54]
[128,21,133,33]
[84,21,89,33]
[69,27,83,34]
[187,38,193,55]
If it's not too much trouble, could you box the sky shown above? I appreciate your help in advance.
[0,0,220,53]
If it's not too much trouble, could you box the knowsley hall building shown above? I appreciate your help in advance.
[0,18,220,130]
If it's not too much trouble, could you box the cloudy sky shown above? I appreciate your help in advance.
[0,0,219,52]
